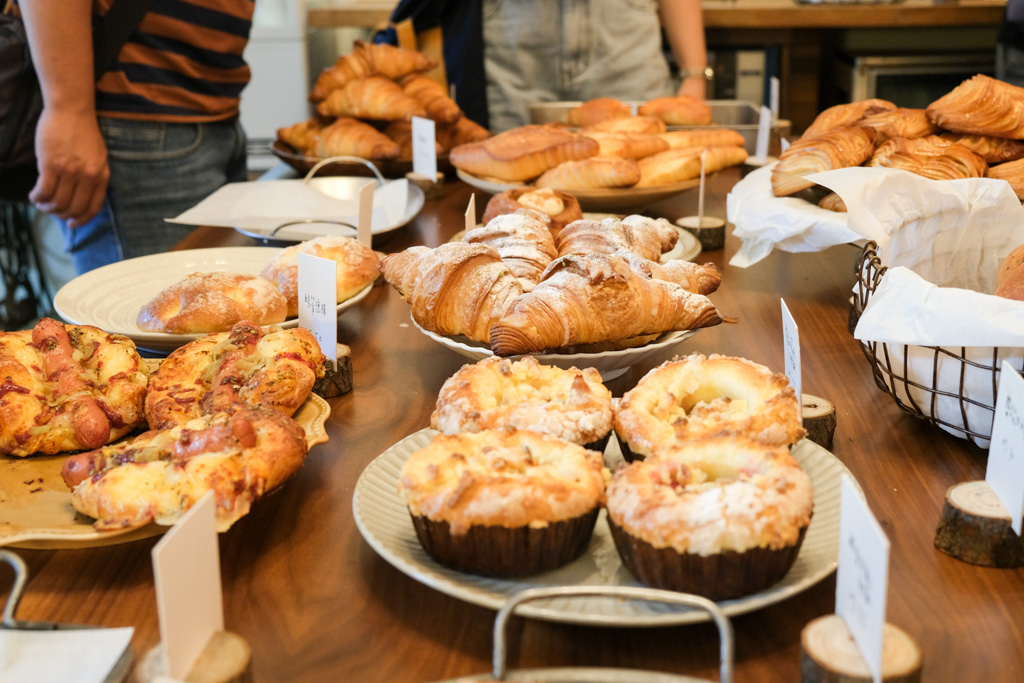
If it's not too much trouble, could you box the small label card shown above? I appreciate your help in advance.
[770,76,780,119]
[297,251,338,365]
[755,105,771,162]
[465,193,476,233]
[152,491,223,679]
[781,298,802,423]
[985,361,1024,534]
[357,181,374,247]
[836,475,890,683]
[411,116,438,181]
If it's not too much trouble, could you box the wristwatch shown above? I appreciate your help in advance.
[680,66,715,81]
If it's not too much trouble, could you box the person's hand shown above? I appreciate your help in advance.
[677,78,707,100]
[29,108,109,228]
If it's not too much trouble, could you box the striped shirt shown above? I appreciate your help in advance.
[93,0,254,122]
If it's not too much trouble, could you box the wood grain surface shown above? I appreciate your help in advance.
[1,168,1020,683]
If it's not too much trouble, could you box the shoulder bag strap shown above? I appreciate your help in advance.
[92,0,157,81]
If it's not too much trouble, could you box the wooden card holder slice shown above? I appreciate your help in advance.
[802,394,837,450]
[313,343,354,399]
[407,170,445,200]
[138,631,252,683]
[801,614,922,683]
[934,480,1024,568]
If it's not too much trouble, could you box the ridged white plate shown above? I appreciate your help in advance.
[353,431,860,627]
[54,247,371,354]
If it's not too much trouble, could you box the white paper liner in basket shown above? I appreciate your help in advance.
[809,167,1024,447]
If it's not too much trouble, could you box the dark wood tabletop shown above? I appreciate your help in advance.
[2,167,1021,683]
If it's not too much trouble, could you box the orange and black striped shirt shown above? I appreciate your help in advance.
[93,0,254,122]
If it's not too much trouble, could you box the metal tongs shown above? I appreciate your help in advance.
[1,549,134,681]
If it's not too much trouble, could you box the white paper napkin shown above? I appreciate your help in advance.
[0,628,133,683]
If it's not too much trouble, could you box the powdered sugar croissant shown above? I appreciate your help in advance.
[489,253,722,356]
[378,243,523,344]
[464,210,557,291]
[556,215,678,261]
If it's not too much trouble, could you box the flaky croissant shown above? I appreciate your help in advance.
[312,117,401,160]
[382,121,441,162]
[310,40,435,103]
[771,125,876,197]
[378,243,523,344]
[277,118,324,154]
[556,215,678,261]
[926,74,1024,139]
[986,158,1024,199]
[489,253,722,356]
[316,76,426,121]
[611,250,722,295]
[938,132,1024,164]
[801,99,896,139]
[436,116,492,151]
[400,73,462,125]
[535,156,641,189]
[858,108,938,143]
[867,135,987,180]
[636,145,748,187]
[464,210,557,291]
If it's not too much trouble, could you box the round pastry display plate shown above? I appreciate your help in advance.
[412,320,697,382]
[0,393,330,550]
[354,431,859,627]
[457,169,700,213]
[271,139,455,179]
[54,247,372,354]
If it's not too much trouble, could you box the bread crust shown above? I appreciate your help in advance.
[136,272,288,334]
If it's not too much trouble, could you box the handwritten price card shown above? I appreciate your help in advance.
[985,361,1024,534]
[297,251,338,364]
[465,193,476,234]
[836,475,890,683]
[412,116,437,181]
[781,299,801,423]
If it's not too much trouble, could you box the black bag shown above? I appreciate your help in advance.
[0,1,155,203]
[0,13,43,202]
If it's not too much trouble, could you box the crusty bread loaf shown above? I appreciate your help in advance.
[261,236,380,317]
[137,272,288,334]
[995,244,1024,300]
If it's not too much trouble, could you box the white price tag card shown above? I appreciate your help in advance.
[781,298,801,423]
[297,251,338,364]
[985,361,1024,534]
[411,116,438,180]
[755,105,771,162]
[780,137,790,154]
[465,193,476,234]
[151,491,223,679]
[770,76,780,119]
[836,475,890,683]
[357,181,374,246]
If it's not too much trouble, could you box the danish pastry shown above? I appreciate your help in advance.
[926,74,1024,139]
[867,135,987,181]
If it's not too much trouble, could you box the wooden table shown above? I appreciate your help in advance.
[3,168,1022,682]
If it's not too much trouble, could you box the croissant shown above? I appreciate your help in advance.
[449,125,599,181]
[818,192,847,212]
[610,250,722,295]
[659,129,746,150]
[480,187,583,237]
[567,98,632,127]
[312,117,401,160]
[309,40,435,102]
[580,131,669,159]
[489,253,722,356]
[801,98,896,139]
[584,116,666,135]
[464,210,557,291]
[867,135,987,181]
[400,73,462,125]
[986,158,1024,199]
[277,118,324,154]
[556,215,678,261]
[926,74,1024,139]
[938,132,1024,164]
[378,243,523,343]
[858,108,938,143]
[638,96,713,126]
[316,76,426,121]
[436,116,492,151]
[771,125,876,197]
[536,156,641,189]
[382,121,441,161]
[636,145,748,187]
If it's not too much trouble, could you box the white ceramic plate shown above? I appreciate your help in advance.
[353,431,859,627]
[412,320,697,382]
[232,176,425,242]
[53,247,372,354]
[457,169,700,213]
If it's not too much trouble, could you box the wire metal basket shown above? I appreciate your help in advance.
[852,240,1024,448]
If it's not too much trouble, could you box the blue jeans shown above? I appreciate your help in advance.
[62,118,247,274]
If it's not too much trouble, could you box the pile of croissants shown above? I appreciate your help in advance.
[277,40,491,163]
[773,74,1024,209]
[378,203,724,356]
[450,96,749,190]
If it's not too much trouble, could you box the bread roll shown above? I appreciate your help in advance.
[568,98,631,127]
[536,156,641,189]
[638,96,712,126]
[137,272,288,334]
[449,125,599,181]
[261,236,380,317]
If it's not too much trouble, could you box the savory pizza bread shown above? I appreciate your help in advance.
[0,318,149,457]
[61,404,309,532]
[260,236,380,318]
[136,272,288,334]
[145,322,325,430]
